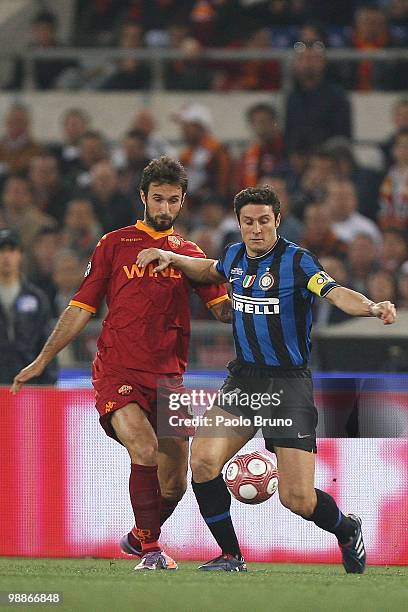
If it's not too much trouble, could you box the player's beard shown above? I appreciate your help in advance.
[145,206,180,231]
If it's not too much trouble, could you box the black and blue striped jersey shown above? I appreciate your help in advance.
[215,236,339,368]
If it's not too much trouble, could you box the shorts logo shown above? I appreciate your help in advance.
[242,274,256,288]
[259,272,274,290]
[104,401,117,413]
[118,384,133,396]
[168,235,182,249]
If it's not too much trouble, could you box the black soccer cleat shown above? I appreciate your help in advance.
[198,554,247,572]
[120,533,142,558]
[339,514,366,574]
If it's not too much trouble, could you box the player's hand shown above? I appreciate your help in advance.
[370,301,396,325]
[10,359,45,394]
[137,248,172,272]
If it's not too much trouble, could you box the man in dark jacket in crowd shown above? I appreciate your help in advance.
[0,229,57,384]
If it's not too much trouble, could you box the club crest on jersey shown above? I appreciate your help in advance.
[118,385,133,396]
[242,274,256,288]
[259,272,274,291]
[168,235,181,249]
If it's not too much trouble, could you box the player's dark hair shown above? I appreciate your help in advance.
[233,186,280,221]
[140,156,188,197]
[246,103,277,124]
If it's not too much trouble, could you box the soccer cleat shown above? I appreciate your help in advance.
[198,554,247,572]
[120,533,142,558]
[339,514,366,574]
[134,550,178,571]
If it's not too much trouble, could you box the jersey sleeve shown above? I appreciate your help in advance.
[214,244,230,280]
[182,240,229,308]
[69,234,112,314]
[298,250,340,298]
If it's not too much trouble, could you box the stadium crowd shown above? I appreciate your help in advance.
[3,1,408,92]
[0,2,407,336]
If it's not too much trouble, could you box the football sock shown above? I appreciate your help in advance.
[192,474,241,557]
[308,489,357,544]
[129,463,161,552]
[128,496,179,549]
[160,497,178,526]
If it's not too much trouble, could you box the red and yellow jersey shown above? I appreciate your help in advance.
[70,220,228,375]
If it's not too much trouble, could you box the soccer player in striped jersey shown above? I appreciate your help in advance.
[137,186,396,574]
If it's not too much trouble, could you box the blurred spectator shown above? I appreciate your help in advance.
[258,174,303,243]
[221,28,281,91]
[61,199,103,259]
[75,0,129,46]
[237,103,285,191]
[378,129,408,233]
[300,203,347,258]
[66,130,108,189]
[189,228,220,260]
[325,179,382,244]
[52,251,86,316]
[381,98,408,171]
[381,228,408,273]
[7,11,77,90]
[129,109,176,159]
[292,149,336,218]
[298,21,328,47]
[346,233,380,294]
[0,176,55,248]
[366,269,397,304]
[0,228,57,385]
[349,6,399,91]
[49,108,90,175]
[25,227,61,315]
[398,261,408,308]
[388,0,408,26]
[164,25,213,90]
[116,130,150,206]
[323,137,383,220]
[0,103,43,177]
[314,256,352,326]
[28,154,71,223]
[194,196,238,255]
[189,0,246,46]
[99,23,152,90]
[177,103,233,205]
[284,46,351,151]
[79,160,135,232]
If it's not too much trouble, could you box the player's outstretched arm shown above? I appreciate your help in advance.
[210,298,233,323]
[137,248,225,284]
[326,286,396,324]
[10,305,92,394]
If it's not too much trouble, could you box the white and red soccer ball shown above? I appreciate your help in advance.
[225,451,279,504]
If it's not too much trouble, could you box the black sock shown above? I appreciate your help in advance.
[308,489,356,544]
[192,474,241,557]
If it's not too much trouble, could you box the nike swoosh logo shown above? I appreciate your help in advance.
[229,277,241,283]
[297,433,311,438]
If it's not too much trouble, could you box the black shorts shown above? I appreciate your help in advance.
[218,360,318,454]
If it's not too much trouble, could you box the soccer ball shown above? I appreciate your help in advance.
[225,451,279,504]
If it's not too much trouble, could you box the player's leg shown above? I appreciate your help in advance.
[111,402,177,568]
[275,446,366,573]
[157,437,188,525]
[191,405,255,570]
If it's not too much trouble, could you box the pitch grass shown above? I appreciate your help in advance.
[0,559,407,612]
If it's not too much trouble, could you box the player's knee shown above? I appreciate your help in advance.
[127,439,159,465]
[279,489,315,517]
[161,481,187,503]
[190,451,223,482]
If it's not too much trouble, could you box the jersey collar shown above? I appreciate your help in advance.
[135,220,174,239]
[246,236,282,260]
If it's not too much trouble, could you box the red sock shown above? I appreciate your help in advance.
[160,498,178,526]
[129,464,161,552]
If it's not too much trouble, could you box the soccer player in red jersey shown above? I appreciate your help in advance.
[11,156,230,571]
